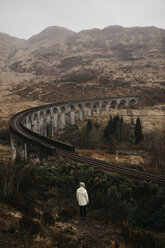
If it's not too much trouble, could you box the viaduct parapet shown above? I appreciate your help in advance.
[10,96,140,164]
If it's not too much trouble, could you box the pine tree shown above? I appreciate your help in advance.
[134,117,143,144]
[129,118,135,144]
[131,117,134,125]
[104,116,113,142]
[94,121,99,129]
[119,116,124,141]
[113,115,121,142]
[86,119,92,132]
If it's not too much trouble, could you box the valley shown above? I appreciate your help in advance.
[0,25,165,248]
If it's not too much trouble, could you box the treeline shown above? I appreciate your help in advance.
[59,115,143,150]
[58,115,165,175]
[103,115,143,145]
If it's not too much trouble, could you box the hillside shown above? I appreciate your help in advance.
[0,25,165,131]
[0,26,164,103]
[8,26,165,84]
[0,33,24,71]
[0,26,165,247]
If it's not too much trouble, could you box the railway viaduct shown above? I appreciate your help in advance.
[10,96,139,164]
[10,96,165,185]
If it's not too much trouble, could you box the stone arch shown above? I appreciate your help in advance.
[29,146,39,164]
[27,116,32,130]
[77,104,84,121]
[45,109,52,137]
[24,118,27,127]
[69,104,76,125]
[10,135,17,164]
[53,108,59,134]
[78,104,83,110]
[60,106,66,129]
[118,99,127,109]
[16,141,25,162]
[33,113,39,133]
[39,111,45,135]
[129,98,137,108]
[102,101,109,111]
[85,103,92,116]
[93,102,100,113]
[110,100,117,109]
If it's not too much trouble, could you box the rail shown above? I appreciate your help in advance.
[10,107,165,186]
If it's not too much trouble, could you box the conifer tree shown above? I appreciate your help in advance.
[86,119,92,132]
[129,117,135,143]
[104,116,113,142]
[119,116,124,141]
[94,121,99,129]
[134,117,143,144]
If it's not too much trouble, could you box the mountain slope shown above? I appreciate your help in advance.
[27,26,76,47]
[0,25,165,102]
[0,33,24,71]
[8,26,165,78]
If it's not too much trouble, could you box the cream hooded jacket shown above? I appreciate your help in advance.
[76,186,89,206]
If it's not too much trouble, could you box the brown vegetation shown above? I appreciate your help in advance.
[0,25,165,248]
[0,25,164,134]
[0,157,164,248]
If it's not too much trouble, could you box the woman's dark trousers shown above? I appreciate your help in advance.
[80,205,86,220]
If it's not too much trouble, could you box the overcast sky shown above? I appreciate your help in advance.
[0,0,164,39]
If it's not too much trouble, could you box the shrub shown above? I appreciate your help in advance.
[59,205,78,220]
[66,71,96,83]
[43,211,54,225]
[127,163,145,172]
[52,229,78,248]
[19,215,41,236]
[3,156,164,234]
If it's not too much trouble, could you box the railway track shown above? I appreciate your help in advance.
[10,110,165,186]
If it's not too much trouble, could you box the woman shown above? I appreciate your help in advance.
[76,182,89,220]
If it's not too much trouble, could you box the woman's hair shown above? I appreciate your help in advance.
[80,182,85,187]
